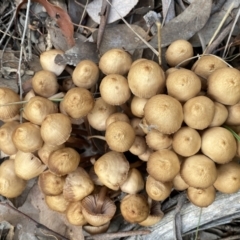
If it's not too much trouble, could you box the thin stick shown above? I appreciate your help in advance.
[105,0,159,57]
[204,2,234,54]
[194,208,203,240]
[156,21,162,65]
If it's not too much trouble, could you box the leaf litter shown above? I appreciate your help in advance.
[1,0,240,239]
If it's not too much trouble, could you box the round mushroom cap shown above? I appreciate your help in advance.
[207,67,240,105]
[87,97,117,131]
[173,173,189,191]
[146,129,172,151]
[130,96,148,118]
[183,96,215,130]
[225,102,240,125]
[60,87,94,119]
[201,127,237,164]
[191,55,228,79]
[99,48,132,75]
[172,126,201,157]
[128,59,165,98]
[147,149,180,182]
[81,194,116,227]
[32,70,59,98]
[94,151,130,191]
[146,175,172,201]
[187,185,216,207]
[100,74,131,105]
[0,87,21,121]
[166,68,201,102]
[120,194,149,223]
[40,49,66,76]
[45,194,69,213]
[144,94,183,134]
[72,60,99,89]
[105,121,135,152]
[180,154,217,189]
[165,39,193,67]
[214,161,240,194]
[66,201,87,226]
[209,102,228,127]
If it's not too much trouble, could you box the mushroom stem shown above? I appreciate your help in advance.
[129,160,143,169]
[48,92,65,100]
[156,21,162,66]
[96,186,108,212]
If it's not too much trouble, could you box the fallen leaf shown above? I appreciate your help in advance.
[190,0,240,47]
[92,24,148,54]
[129,0,212,50]
[87,0,139,24]
[17,0,75,48]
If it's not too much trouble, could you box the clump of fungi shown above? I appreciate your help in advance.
[0,42,240,237]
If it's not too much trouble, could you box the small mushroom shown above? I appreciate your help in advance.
[129,136,147,156]
[12,122,43,152]
[94,151,129,191]
[120,168,144,194]
[23,96,58,125]
[0,121,19,155]
[99,48,132,75]
[166,68,201,102]
[63,167,94,201]
[83,222,110,235]
[144,94,183,134]
[208,67,240,105]
[130,96,148,118]
[0,87,21,121]
[45,193,69,213]
[60,87,94,119]
[81,187,116,226]
[209,102,228,127]
[183,96,215,130]
[0,158,27,198]
[213,161,240,194]
[128,59,165,98]
[173,173,189,191]
[225,102,240,125]
[105,112,130,128]
[187,186,216,207]
[180,154,217,189]
[38,170,65,196]
[40,113,72,146]
[48,147,80,176]
[32,70,59,98]
[66,201,88,226]
[100,74,131,105]
[40,49,66,76]
[105,121,135,152]
[172,126,201,157]
[14,151,47,180]
[201,127,237,164]
[87,97,117,131]
[120,194,149,223]
[147,149,180,182]
[146,175,172,201]
[72,60,99,89]
[165,39,193,67]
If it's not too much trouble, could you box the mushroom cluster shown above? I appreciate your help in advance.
[0,42,240,234]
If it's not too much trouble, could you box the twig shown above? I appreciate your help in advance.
[220,236,240,240]
[194,208,203,240]
[85,230,151,240]
[204,2,234,54]
[0,202,69,240]
[204,20,234,55]
[156,21,162,65]
[77,0,89,33]
[174,194,187,240]
[97,0,112,51]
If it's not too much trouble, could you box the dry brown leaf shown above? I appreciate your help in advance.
[87,0,139,24]
[17,0,75,48]
[131,0,212,50]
